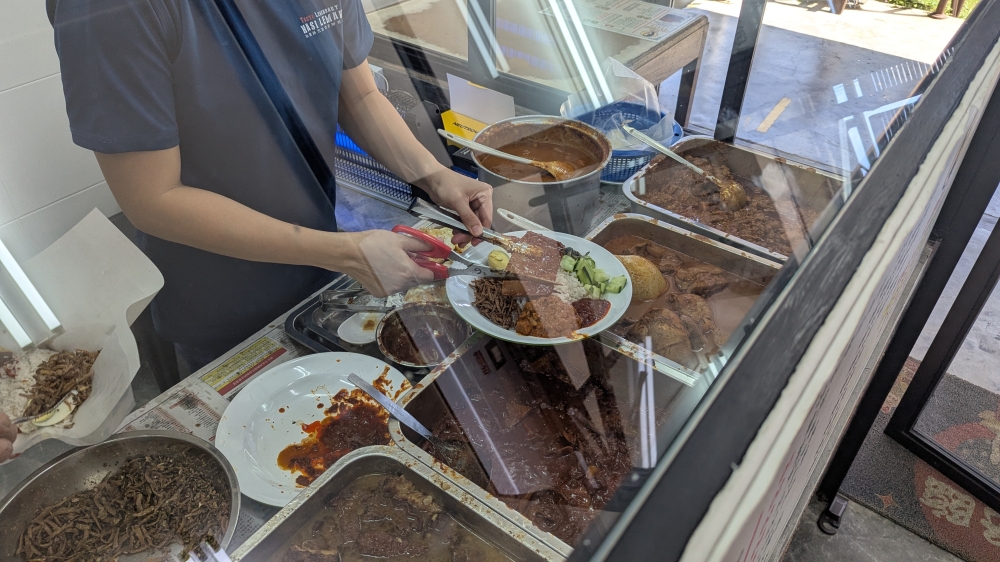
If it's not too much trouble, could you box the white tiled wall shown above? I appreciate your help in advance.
[0,0,119,264]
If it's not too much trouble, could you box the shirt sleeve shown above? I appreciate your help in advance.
[51,0,179,153]
[341,0,374,70]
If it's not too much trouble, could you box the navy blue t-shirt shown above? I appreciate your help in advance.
[47,0,373,344]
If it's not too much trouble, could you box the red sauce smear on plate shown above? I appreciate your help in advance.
[276,368,408,487]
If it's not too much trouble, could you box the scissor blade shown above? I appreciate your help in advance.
[455,264,518,280]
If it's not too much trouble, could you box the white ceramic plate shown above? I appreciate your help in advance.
[215,353,407,506]
[446,230,632,345]
[337,312,384,345]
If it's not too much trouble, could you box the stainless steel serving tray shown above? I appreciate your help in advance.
[623,136,842,262]
[231,445,559,562]
[587,213,782,383]
[0,431,240,562]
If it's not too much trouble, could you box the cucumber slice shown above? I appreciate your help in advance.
[560,255,577,272]
[606,275,627,294]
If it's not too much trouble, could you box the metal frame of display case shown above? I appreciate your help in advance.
[569,1,1000,559]
[815,6,1000,534]
[880,211,1000,516]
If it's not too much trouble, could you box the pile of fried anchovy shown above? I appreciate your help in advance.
[22,349,99,417]
[471,278,520,330]
[17,454,229,562]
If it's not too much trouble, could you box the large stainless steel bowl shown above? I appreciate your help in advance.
[473,115,611,236]
[0,430,240,561]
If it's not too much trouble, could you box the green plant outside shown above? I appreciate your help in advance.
[879,0,979,18]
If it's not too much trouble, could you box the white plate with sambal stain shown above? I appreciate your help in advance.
[215,353,409,506]
[446,230,632,345]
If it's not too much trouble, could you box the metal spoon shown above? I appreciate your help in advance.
[437,129,577,181]
[623,124,748,212]
[13,389,79,425]
[347,373,465,459]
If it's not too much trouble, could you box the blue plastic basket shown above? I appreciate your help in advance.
[572,101,683,183]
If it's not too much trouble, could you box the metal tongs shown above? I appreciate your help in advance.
[392,225,517,281]
[407,198,535,255]
[319,288,393,314]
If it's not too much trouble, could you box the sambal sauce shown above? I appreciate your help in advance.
[573,297,611,327]
[276,368,405,487]
[277,397,389,486]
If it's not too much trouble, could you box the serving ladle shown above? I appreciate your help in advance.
[437,129,576,181]
[623,124,749,212]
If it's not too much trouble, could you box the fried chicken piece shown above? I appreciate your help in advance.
[628,309,696,368]
[515,296,578,338]
[674,263,730,296]
[667,293,724,352]
[657,254,683,275]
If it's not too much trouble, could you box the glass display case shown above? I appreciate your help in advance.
[3,0,1000,561]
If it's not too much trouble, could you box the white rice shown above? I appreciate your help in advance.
[0,349,58,433]
[554,269,590,303]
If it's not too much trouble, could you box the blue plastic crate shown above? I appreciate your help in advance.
[572,101,683,183]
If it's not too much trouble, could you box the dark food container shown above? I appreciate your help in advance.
[624,136,842,262]
[231,446,559,561]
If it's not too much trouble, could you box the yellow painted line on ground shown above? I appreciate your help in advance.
[756,97,792,133]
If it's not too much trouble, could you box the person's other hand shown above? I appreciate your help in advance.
[0,412,16,462]
[421,169,493,246]
[346,230,436,297]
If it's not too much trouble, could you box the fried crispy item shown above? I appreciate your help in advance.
[17,455,229,562]
[674,263,730,297]
[668,293,723,352]
[502,232,562,297]
[22,350,98,417]
[515,296,578,338]
[628,309,696,368]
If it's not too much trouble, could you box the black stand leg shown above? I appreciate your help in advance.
[818,494,850,535]
[674,60,698,128]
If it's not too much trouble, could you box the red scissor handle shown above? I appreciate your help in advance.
[412,257,449,280]
[392,225,453,259]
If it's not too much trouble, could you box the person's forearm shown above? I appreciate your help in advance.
[130,185,361,272]
[338,87,446,188]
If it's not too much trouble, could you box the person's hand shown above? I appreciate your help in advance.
[419,168,494,246]
[0,412,16,462]
[345,230,437,297]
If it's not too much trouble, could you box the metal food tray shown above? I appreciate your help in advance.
[388,331,694,557]
[586,213,782,384]
[230,446,559,562]
[622,136,842,262]
[388,334,574,558]
[283,275,435,379]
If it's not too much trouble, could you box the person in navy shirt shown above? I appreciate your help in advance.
[47,0,493,372]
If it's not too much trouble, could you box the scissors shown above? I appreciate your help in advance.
[392,225,518,281]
